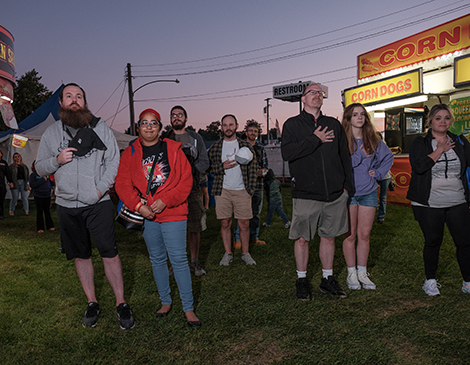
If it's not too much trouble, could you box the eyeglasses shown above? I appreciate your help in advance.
[170,113,184,119]
[303,90,325,97]
[138,121,160,128]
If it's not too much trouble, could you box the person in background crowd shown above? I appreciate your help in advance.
[0,148,12,219]
[262,168,290,228]
[208,114,258,266]
[36,83,134,329]
[233,120,268,248]
[407,103,470,296]
[161,105,210,277]
[376,133,393,224]
[341,103,394,290]
[29,160,55,233]
[281,82,353,300]
[8,152,30,216]
[115,108,201,327]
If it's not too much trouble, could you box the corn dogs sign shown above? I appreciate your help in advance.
[357,13,470,81]
[342,69,422,107]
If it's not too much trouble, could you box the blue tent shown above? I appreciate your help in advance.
[0,85,63,140]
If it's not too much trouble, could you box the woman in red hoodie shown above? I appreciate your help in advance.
[115,109,200,327]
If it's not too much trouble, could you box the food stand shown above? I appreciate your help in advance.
[342,13,470,204]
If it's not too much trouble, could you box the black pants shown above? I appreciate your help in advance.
[413,203,470,282]
[34,196,54,231]
[0,184,5,217]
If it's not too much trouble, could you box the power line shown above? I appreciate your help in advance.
[132,0,438,68]
[134,66,356,103]
[96,79,125,113]
[136,4,470,78]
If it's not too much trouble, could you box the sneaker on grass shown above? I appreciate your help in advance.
[319,275,347,298]
[357,270,376,289]
[189,261,207,276]
[346,270,361,290]
[242,252,256,265]
[219,252,233,266]
[296,278,311,300]
[116,303,135,330]
[422,279,441,296]
[82,302,100,328]
[462,281,470,294]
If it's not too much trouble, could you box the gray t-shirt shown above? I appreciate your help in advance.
[428,140,466,208]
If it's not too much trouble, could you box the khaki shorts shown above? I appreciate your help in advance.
[187,189,207,233]
[215,189,252,220]
[289,191,349,241]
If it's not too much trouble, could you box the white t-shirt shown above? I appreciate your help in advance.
[221,139,245,190]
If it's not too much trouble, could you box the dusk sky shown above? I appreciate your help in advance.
[2,1,470,134]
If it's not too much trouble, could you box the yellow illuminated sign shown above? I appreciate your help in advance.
[342,69,422,107]
[454,54,470,87]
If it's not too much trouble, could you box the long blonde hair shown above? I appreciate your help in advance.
[342,103,378,155]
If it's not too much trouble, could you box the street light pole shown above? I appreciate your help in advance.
[126,63,180,135]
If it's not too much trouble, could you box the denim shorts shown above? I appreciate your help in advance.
[349,189,378,207]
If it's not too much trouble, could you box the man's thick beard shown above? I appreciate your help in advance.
[172,121,186,131]
[59,106,93,129]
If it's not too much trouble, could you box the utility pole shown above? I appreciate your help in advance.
[126,63,179,136]
[265,98,271,145]
[126,63,135,135]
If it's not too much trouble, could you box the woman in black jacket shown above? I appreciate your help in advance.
[407,104,470,296]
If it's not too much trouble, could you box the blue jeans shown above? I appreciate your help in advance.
[142,219,194,313]
[10,179,29,213]
[266,199,290,225]
[234,189,263,241]
[377,179,390,221]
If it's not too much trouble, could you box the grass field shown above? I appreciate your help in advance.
[1,187,469,364]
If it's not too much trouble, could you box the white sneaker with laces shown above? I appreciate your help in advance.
[357,270,376,289]
[219,252,233,266]
[242,252,256,265]
[423,279,441,296]
[346,270,361,290]
[462,280,470,293]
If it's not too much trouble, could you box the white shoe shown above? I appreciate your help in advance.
[462,280,470,294]
[357,270,376,289]
[241,252,256,265]
[219,252,233,266]
[346,270,361,290]
[423,279,441,296]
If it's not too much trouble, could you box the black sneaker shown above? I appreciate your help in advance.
[296,278,311,300]
[116,303,135,330]
[82,302,100,327]
[319,275,347,298]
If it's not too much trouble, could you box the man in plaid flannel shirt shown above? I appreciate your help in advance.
[208,114,258,266]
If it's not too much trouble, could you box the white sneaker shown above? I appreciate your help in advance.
[423,279,441,296]
[346,270,361,290]
[462,281,470,294]
[357,270,376,289]
[241,252,256,265]
[219,252,233,266]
